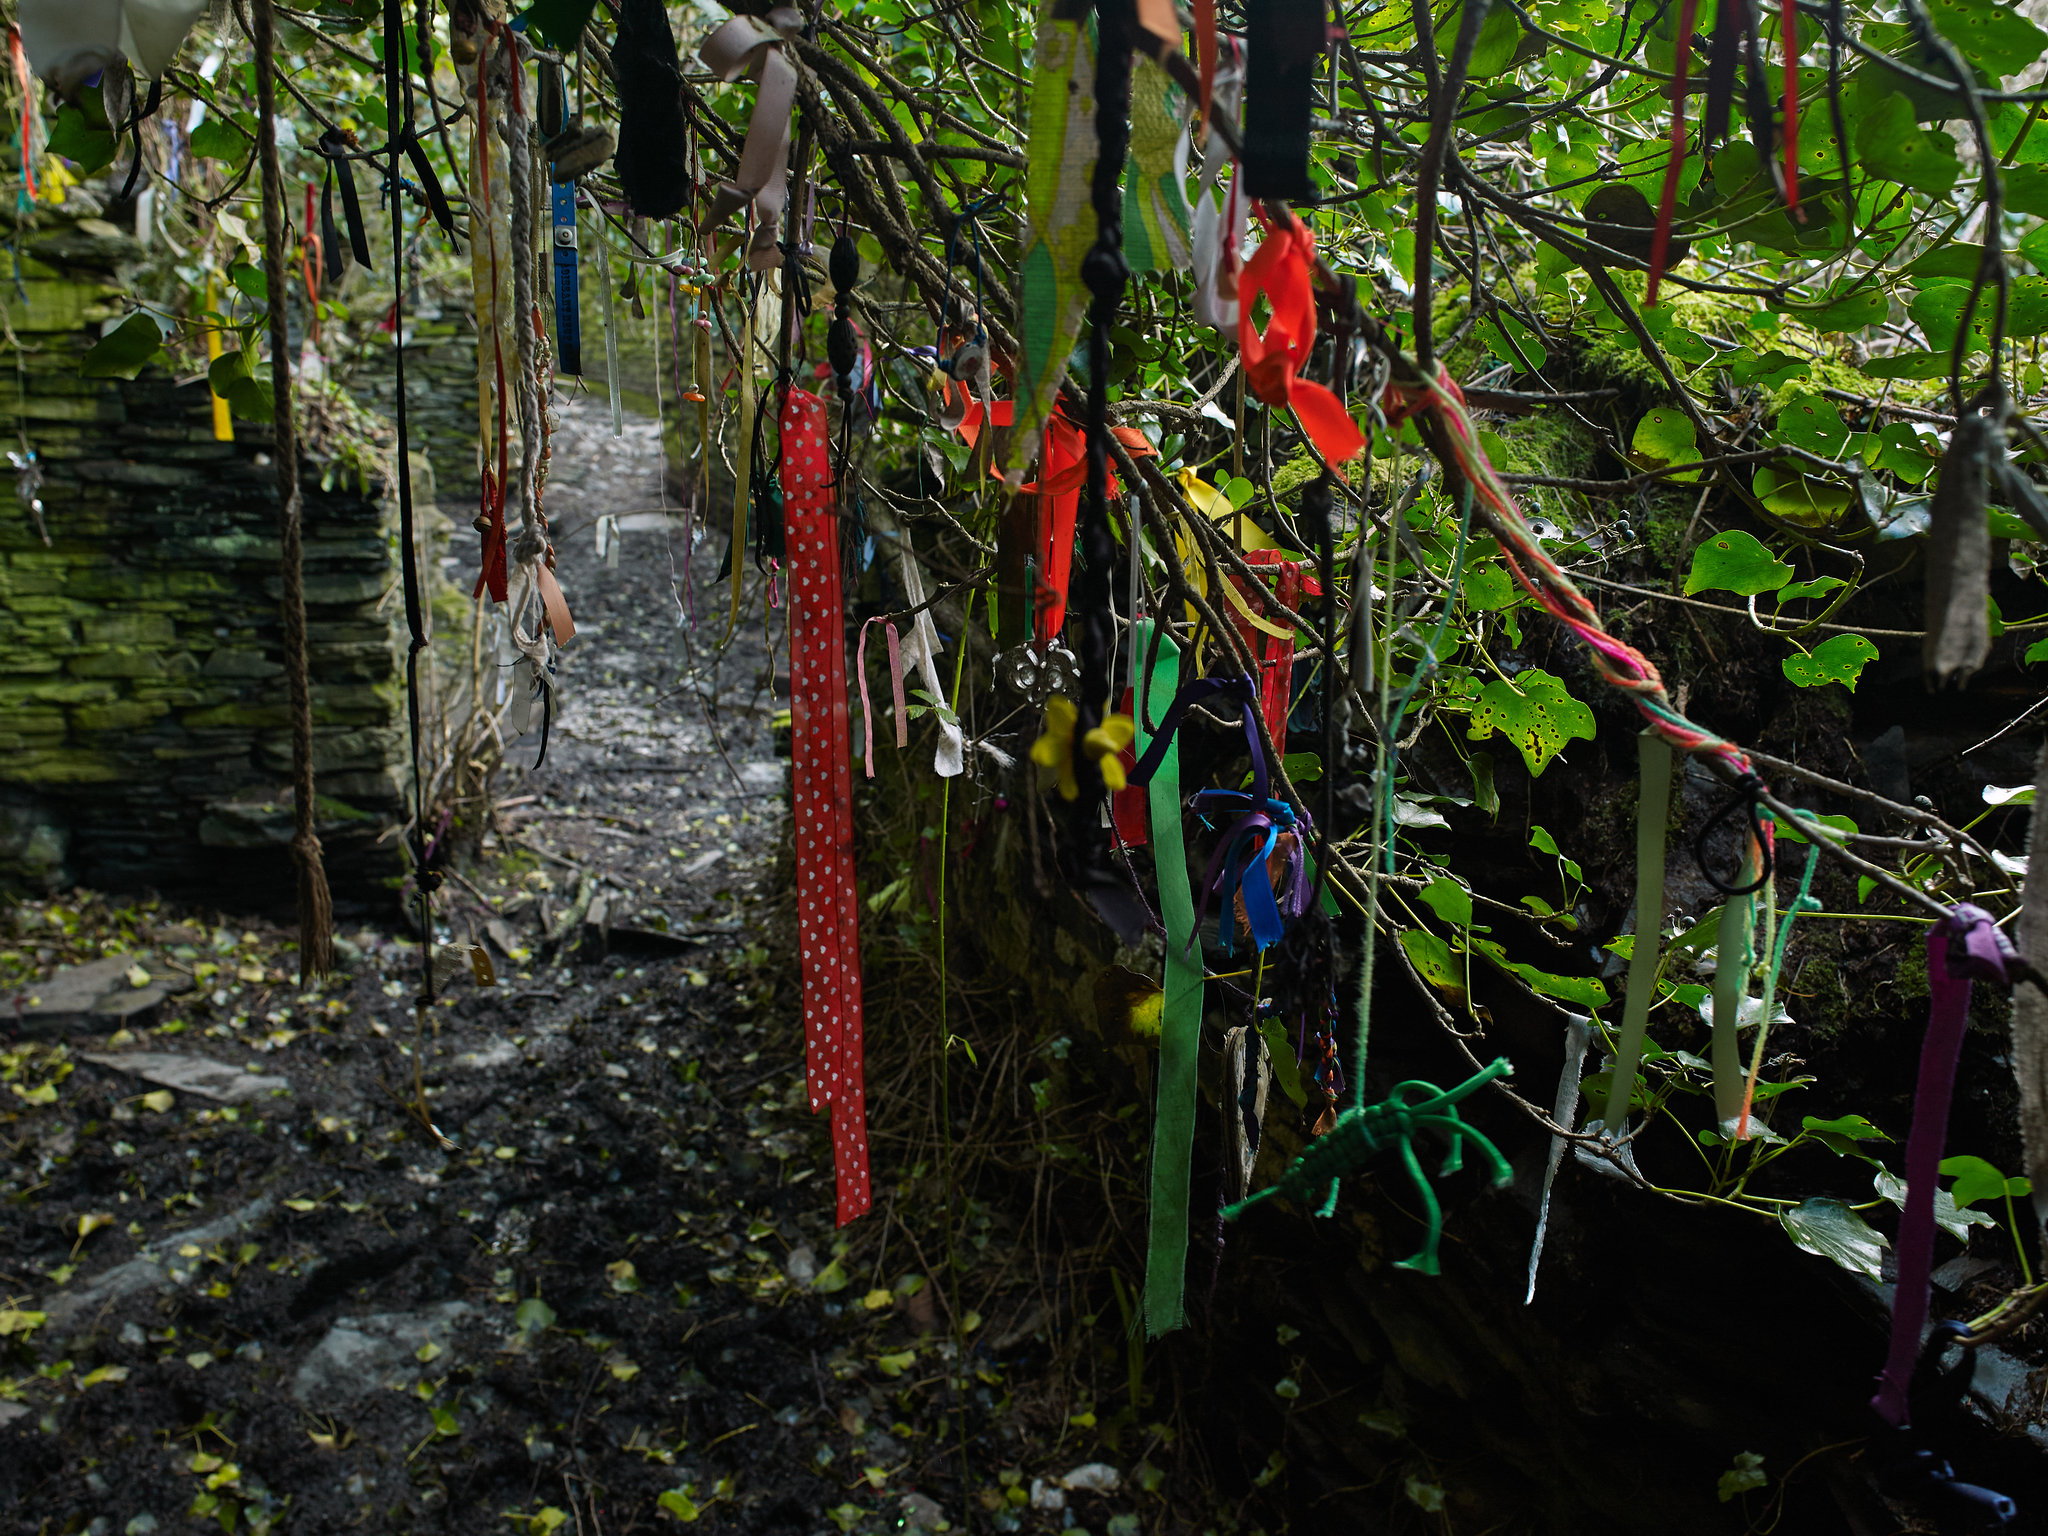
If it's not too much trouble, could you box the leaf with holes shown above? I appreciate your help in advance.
[1922,0,2048,75]
[1912,277,2048,355]
[1781,634,1877,691]
[1772,394,1855,458]
[1464,564,1519,611]
[1684,530,1791,596]
[1465,936,1609,1006]
[1400,929,1467,1005]
[1465,669,1594,776]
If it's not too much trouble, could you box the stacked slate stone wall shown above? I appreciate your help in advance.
[0,209,416,905]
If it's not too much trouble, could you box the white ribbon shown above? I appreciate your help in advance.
[893,539,964,778]
[1191,40,1249,335]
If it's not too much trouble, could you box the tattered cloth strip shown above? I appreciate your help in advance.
[784,385,871,1225]
[1873,907,2021,1425]
[2014,742,2048,1257]
[613,0,694,219]
[1240,214,1365,468]
[1923,391,2001,689]
[1013,0,1101,470]
[699,8,800,271]
[892,534,966,777]
[1190,35,1246,334]
[1122,54,1193,273]
[1135,622,1207,1337]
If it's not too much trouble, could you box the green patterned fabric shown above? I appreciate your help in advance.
[1123,56,1192,273]
[1015,1,1098,462]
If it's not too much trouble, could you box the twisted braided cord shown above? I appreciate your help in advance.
[1406,362,1753,779]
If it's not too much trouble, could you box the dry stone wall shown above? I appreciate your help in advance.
[0,209,411,903]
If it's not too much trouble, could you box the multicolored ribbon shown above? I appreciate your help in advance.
[1872,905,2019,1428]
[784,384,871,1226]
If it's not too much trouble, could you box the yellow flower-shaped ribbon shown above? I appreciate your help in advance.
[1030,700,1136,800]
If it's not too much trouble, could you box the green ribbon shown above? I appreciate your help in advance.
[1711,844,1759,1128]
[1600,730,1672,1130]
[1138,621,1205,1337]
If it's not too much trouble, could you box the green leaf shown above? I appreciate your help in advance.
[80,313,165,380]
[1807,285,1887,332]
[1465,936,1609,1007]
[1856,93,1961,197]
[1801,1113,1889,1141]
[1922,0,2048,75]
[228,263,269,305]
[189,114,253,162]
[1222,476,1256,510]
[1860,349,1950,381]
[1776,576,1846,603]
[518,0,600,49]
[1256,1018,1309,1107]
[1441,0,1524,75]
[46,105,117,174]
[1753,464,1853,526]
[2005,165,2048,217]
[1631,407,1699,481]
[1718,1452,1768,1503]
[514,1296,556,1334]
[1463,564,1518,610]
[2025,636,2048,665]
[1684,530,1792,596]
[1489,312,1547,373]
[1774,811,1858,844]
[1418,876,1473,929]
[1780,1197,1887,1281]
[1781,633,1877,690]
[1912,275,2048,355]
[1399,929,1467,1006]
[1937,1153,2029,1208]
[1875,1169,1997,1239]
[657,1489,702,1523]
[1468,750,1499,817]
[1772,394,1855,458]
[1465,669,1594,776]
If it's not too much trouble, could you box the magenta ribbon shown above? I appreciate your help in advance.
[1872,904,2019,1427]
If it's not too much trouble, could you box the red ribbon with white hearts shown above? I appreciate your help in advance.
[782,384,872,1225]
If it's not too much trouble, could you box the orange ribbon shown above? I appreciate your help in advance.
[1238,213,1365,468]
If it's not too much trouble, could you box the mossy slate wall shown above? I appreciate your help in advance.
[0,213,408,903]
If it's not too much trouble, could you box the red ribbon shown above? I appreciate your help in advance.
[1647,0,1699,306]
[783,385,871,1226]
[1238,214,1365,469]
[955,402,1156,645]
[1229,552,1305,747]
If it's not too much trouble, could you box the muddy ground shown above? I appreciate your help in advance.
[0,400,1150,1536]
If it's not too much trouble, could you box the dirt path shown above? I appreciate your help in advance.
[0,400,1128,1536]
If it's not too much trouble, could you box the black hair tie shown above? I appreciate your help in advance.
[1695,771,1774,895]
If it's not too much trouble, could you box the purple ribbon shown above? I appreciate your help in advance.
[1872,904,2019,1427]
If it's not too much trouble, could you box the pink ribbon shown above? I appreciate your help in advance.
[856,616,907,779]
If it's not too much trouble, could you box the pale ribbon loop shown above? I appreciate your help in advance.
[698,8,802,272]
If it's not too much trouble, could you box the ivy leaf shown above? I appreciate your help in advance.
[1860,350,1950,381]
[1781,633,1878,690]
[1912,276,2048,355]
[228,262,269,305]
[2025,636,2048,665]
[1488,312,1547,373]
[1775,575,1845,603]
[1465,669,1595,776]
[1684,530,1791,595]
[2004,164,2048,218]
[1399,929,1467,1007]
[80,312,165,380]
[1465,935,1609,1006]
[1807,285,1887,332]
[1875,1169,1997,1239]
[1774,811,1858,844]
[1780,1198,1887,1282]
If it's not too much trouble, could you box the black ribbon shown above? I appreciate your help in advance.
[1242,0,1325,201]
[318,129,374,273]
